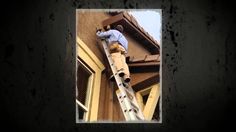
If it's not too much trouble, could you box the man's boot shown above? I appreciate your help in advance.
[117,68,125,77]
[123,74,131,83]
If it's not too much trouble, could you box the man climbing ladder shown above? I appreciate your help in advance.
[96,25,145,121]
[96,25,131,83]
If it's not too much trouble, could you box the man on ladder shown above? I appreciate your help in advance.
[96,25,145,121]
[96,25,131,83]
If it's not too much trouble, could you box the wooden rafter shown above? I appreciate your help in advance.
[143,83,160,120]
[132,73,160,92]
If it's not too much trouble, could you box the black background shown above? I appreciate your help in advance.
[1,0,236,131]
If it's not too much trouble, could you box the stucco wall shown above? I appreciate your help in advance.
[124,32,151,57]
[77,11,110,64]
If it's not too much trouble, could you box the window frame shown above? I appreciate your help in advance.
[76,58,94,120]
[76,37,105,122]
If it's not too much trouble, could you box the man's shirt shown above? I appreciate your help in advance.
[96,29,128,52]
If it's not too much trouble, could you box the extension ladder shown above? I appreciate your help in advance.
[101,40,145,121]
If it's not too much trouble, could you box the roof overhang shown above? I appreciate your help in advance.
[102,12,160,54]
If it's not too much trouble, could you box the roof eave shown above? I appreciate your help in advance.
[102,12,160,54]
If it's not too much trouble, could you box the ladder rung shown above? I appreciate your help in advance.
[135,115,142,120]
[128,108,138,114]
[130,100,139,111]
[125,89,134,100]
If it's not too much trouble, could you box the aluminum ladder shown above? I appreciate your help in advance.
[101,40,145,121]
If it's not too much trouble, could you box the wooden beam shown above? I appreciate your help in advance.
[129,55,147,63]
[144,55,160,62]
[135,92,144,111]
[143,83,160,120]
[132,73,160,92]
[128,60,160,73]
[102,13,123,28]
[137,87,152,96]
[128,54,160,63]
[128,62,160,67]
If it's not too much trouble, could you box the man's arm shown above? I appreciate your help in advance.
[96,30,112,38]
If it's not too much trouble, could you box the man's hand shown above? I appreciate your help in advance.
[96,27,102,33]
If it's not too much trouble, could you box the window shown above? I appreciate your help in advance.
[76,37,105,123]
[76,58,94,121]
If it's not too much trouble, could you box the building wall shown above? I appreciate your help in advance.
[77,12,110,64]
[124,32,151,58]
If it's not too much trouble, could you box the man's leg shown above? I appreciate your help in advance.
[111,52,125,77]
[121,54,131,83]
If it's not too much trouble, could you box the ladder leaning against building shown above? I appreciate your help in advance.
[100,38,145,121]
